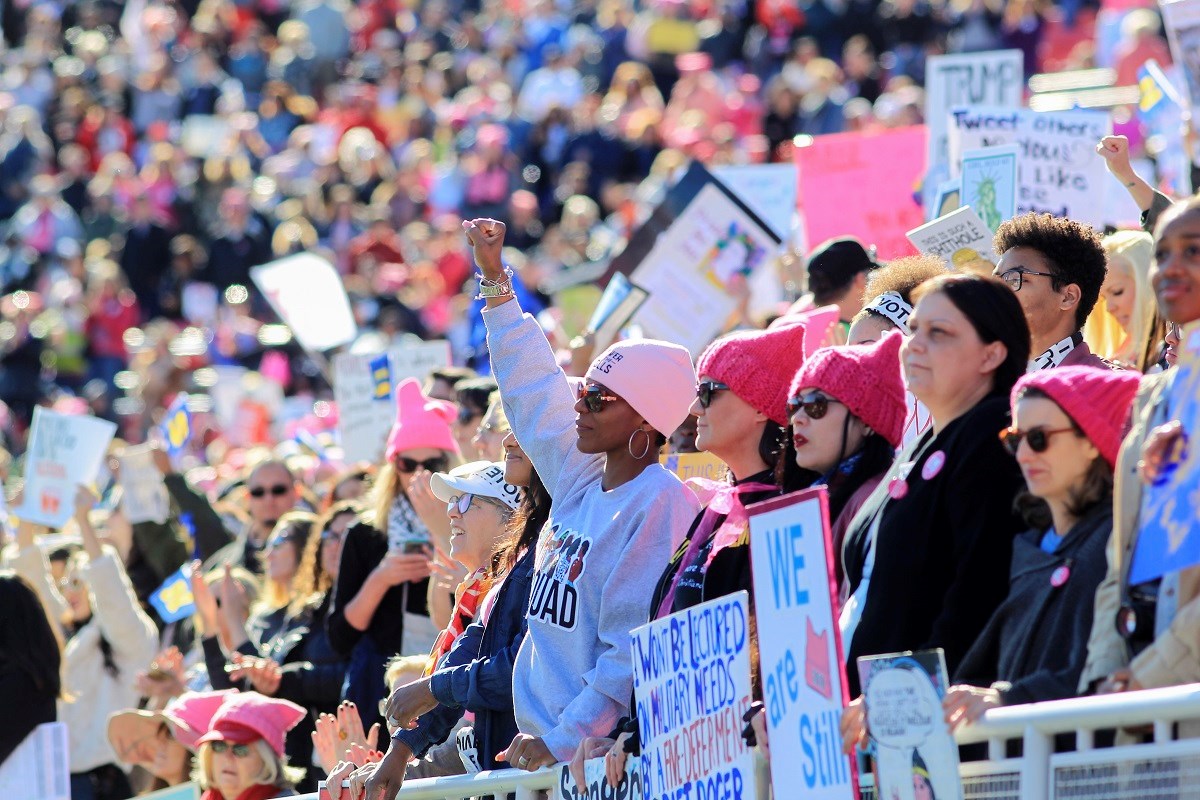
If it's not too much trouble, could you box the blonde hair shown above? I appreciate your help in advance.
[384,655,428,691]
[196,739,304,791]
[1086,230,1159,370]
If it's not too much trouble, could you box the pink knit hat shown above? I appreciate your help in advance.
[585,339,697,437]
[1010,366,1140,468]
[108,689,236,763]
[696,322,807,425]
[384,378,460,460]
[195,692,306,759]
[788,331,907,447]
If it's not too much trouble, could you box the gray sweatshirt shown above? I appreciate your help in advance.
[483,299,700,760]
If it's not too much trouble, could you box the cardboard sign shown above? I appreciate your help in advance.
[18,408,117,529]
[797,126,927,259]
[119,444,170,524]
[250,252,358,353]
[630,592,758,800]
[556,756,644,800]
[857,649,961,800]
[712,164,798,240]
[748,489,855,800]
[1130,323,1200,584]
[924,50,1024,205]
[659,451,729,482]
[959,144,1019,232]
[333,341,451,464]
[1163,0,1200,108]
[0,722,69,800]
[948,106,1111,228]
[906,206,997,272]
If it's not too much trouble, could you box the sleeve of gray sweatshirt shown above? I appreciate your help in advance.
[482,299,601,498]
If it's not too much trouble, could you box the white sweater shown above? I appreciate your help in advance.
[12,544,159,773]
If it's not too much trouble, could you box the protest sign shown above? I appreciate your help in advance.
[18,408,117,529]
[932,179,961,220]
[948,106,1111,228]
[659,451,729,482]
[907,206,997,273]
[923,49,1024,205]
[119,444,169,524]
[587,273,650,353]
[858,649,960,800]
[797,126,927,259]
[1162,0,1200,108]
[1130,323,1200,584]
[630,592,758,800]
[333,341,451,464]
[0,722,69,800]
[140,784,200,800]
[748,488,855,800]
[250,253,358,353]
[712,164,798,240]
[959,144,1018,232]
[1138,60,1193,197]
[557,756,644,800]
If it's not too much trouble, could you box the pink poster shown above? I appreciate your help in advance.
[796,126,928,260]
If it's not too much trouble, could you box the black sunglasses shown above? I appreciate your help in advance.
[786,392,840,421]
[696,381,730,409]
[395,455,450,474]
[578,384,619,414]
[1000,426,1078,456]
[210,741,252,757]
[248,484,290,499]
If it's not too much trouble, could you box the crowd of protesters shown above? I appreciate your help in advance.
[0,0,1198,798]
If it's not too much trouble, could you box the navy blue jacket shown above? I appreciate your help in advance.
[394,546,535,770]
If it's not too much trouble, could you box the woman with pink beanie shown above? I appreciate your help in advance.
[942,366,1140,727]
[326,378,461,735]
[788,331,908,594]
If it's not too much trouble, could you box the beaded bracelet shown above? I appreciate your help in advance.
[475,268,515,300]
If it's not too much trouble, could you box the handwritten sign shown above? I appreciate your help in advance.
[797,126,927,259]
[659,451,729,482]
[18,408,117,529]
[250,253,357,353]
[907,205,996,273]
[333,341,451,464]
[557,756,643,800]
[748,489,854,800]
[948,106,1111,229]
[630,592,758,800]
[119,444,170,525]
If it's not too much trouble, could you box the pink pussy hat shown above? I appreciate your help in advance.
[107,689,237,764]
[384,378,460,460]
[1010,366,1140,468]
[585,339,697,437]
[696,321,807,425]
[195,692,306,759]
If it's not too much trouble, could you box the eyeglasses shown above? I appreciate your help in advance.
[696,381,730,409]
[577,383,619,414]
[996,268,1059,292]
[248,484,290,499]
[447,493,505,515]
[786,392,841,421]
[210,741,252,757]
[395,456,450,474]
[1000,426,1078,456]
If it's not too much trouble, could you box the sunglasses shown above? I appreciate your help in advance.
[578,383,619,414]
[696,380,730,409]
[248,484,290,499]
[210,741,252,757]
[786,392,840,421]
[1000,426,1078,456]
[447,493,505,515]
[395,456,450,474]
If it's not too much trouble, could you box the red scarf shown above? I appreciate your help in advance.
[425,568,492,675]
[201,784,286,800]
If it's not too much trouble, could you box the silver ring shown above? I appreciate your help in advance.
[518,755,530,767]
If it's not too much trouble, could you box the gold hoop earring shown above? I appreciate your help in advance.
[628,428,652,459]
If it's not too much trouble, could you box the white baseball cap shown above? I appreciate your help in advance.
[429,460,523,510]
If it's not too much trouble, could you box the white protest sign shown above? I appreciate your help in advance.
[0,722,69,800]
[119,444,170,525]
[748,489,855,800]
[1162,0,1200,109]
[333,341,451,464]
[630,592,758,800]
[712,164,798,240]
[556,756,643,800]
[948,106,1111,228]
[907,206,996,271]
[19,408,117,529]
[250,253,357,352]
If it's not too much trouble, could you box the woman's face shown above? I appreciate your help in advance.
[320,511,355,581]
[846,313,895,346]
[790,386,868,475]
[902,291,1002,416]
[1101,256,1136,333]
[1152,208,1200,325]
[263,530,301,585]
[393,448,449,494]
[446,494,509,572]
[473,422,507,462]
[690,375,766,464]
[914,775,935,800]
[501,432,532,487]
[1011,396,1098,505]
[150,727,190,783]
[210,741,265,799]
[572,381,649,456]
[59,568,92,624]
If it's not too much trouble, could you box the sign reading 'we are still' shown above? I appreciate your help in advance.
[630,592,758,800]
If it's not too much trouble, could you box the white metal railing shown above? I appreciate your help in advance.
[289,685,1200,800]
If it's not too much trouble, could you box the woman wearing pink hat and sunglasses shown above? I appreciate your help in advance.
[107,690,235,792]
[194,692,307,800]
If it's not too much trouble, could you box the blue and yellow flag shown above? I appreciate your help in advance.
[161,394,192,457]
[1138,60,1183,129]
[149,566,196,623]
[370,354,392,401]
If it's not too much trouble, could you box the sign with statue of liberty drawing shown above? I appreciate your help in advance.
[959,145,1017,232]
[947,106,1111,230]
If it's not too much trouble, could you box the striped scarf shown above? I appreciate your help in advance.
[425,567,493,675]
